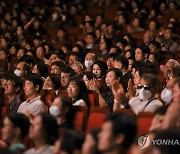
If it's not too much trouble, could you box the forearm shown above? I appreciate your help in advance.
[97,91,107,107]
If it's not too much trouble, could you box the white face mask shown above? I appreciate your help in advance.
[139,88,152,100]
[14,69,21,76]
[84,60,94,69]
[161,88,172,104]
[49,105,61,117]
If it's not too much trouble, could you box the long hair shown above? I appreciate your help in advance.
[69,76,89,107]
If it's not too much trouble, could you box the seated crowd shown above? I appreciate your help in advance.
[0,0,179,154]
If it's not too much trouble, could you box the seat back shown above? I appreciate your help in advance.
[88,90,99,108]
[86,107,110,133]
[137,112,155,138]
[73,106,88,132]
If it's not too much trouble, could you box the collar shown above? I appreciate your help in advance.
[26,96,41,104]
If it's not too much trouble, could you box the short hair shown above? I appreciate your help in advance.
[36,62,49,78]
[107,68,123,79]
[87,32,96,40]
[149,40,161,50]
[51,61,65,70]
[61,67,76,77]
[71,62,84,70]
[137,44,150,55]
[108,53,118,60]
[9,75,23,93]
[164,27,174,34]
[155,104,170,115]
[54,50,65,60]
[19,55,34,66]
[60,130,85,153]
[6,113,30,138]
[104,112,137,148]
[49,74,61,91]
[25,73,44,93]
[167,59,180,67]
[39,113,58,145]
[115,56,129,69]
[141,73,158,92]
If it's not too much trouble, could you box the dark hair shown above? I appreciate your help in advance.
[25,73,44,93]
[87,32,96,40]
[83,72,97,80]
[137,44,150,55]
[6,113,30,138]
[153,129,180,154]
[9,75,23,93]
[48,74,61,91]
[149,19,159,30]
[141,73,158,93]
[108,53,118,60]
[111,46,122,54]
[19,55,34,66]
[107,68,123,79]
[39,113,58,145]
[36,62,49,78]
[54,50,65,60]
[93,60,108,78]
[102,38,113,51]
[61,67,76,77]
[104,112,137,148]
[115,56,129,69]
[68,76,89,107]
[155,104,170,115]
[69,52,82,63]
[60,130,85,153]
[51,61,65,70]
[149,40,161,50]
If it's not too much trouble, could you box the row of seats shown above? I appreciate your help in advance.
[73,106,154,138]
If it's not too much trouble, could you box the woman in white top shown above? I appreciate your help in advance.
[67,76,89,108]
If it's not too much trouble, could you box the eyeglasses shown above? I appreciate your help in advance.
[5,84,15,87]
[137,84,150,90]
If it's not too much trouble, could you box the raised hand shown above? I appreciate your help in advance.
[112,80,125,101]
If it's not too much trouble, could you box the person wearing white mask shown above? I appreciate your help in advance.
[14,61,30,78]
[129,73,163,114]
[161,78,176,104]
[112,73,163,114]
[84,52,96,72]
[49,95,73,128]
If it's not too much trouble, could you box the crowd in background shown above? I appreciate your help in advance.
[0,0,179,154]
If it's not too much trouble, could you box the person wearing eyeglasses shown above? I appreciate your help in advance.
[4,75,23,114]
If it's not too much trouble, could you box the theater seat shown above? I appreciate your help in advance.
[88,90,99,108]
[73,106,88,132]
[137,112,155,138]
[86,107,110,133]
